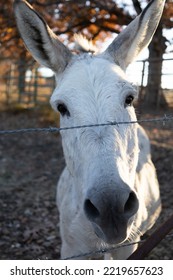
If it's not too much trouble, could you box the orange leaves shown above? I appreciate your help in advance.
[1,0,171,61]
[0,0,133,60]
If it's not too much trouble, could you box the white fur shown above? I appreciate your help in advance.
[14,0,165,259]
[50,57,161,259]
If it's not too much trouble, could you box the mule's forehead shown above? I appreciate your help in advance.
[51,56,136,104]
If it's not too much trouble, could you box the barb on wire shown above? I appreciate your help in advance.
[62,240,145,260]
[62,232,173,260]
[0,115,172,136]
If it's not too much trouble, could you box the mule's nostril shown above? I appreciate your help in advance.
[124,191,138,215]
[84,199,100,220]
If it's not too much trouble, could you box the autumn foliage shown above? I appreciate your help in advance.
[0,0,173,61]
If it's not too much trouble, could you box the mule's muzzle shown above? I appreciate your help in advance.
[84,185,139,244]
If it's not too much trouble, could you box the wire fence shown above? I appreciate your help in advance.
[63,233,173,260]
[0,115,173,136]
[0,62,55,107]
[1,57,173,108]
[0,113,173,260]
[63,239,145,260]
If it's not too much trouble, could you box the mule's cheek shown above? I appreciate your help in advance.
[61,132,81,176]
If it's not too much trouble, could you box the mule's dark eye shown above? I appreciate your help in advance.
[57,103,70,117]
[125,95,134,107]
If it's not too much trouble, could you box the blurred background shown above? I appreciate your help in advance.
[0,0,173,260]
[1,0,173,108]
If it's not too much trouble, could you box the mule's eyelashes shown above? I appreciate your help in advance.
[57,94,134,116]
[125,95,134,107]
[57,103,70,117]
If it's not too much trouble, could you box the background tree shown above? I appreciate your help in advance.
[0,0,173,107]
[0,0,133,96]
[132,0,173,108]
[0,0,133,61]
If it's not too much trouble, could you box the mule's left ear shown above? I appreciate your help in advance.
[102,0,166,70]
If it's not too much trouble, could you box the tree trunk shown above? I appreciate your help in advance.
[18,51,27,103]
[144,24,167,108]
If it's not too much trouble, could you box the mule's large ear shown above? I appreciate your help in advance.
[102,0,165,70]
[13,0,72,73]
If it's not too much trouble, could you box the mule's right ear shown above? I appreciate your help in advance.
[13,0,72,73]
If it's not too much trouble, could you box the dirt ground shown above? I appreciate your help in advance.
[0,106,173,260]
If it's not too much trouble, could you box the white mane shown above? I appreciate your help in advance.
[74,34,98,54]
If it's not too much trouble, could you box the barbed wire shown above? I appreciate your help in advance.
[62,232,173,260]
[0,115,172,136]
[0,114,173,260]
[62,240,144,260]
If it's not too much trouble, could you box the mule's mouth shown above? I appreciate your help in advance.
[92,221,128,245]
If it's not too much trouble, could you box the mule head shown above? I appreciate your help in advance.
[14,0,165,245]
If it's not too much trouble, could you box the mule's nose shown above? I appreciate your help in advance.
[84,186,139,243]
[84,190,138,220]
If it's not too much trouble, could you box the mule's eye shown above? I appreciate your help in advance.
[125,95,134,107]
[57,103,70,117]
